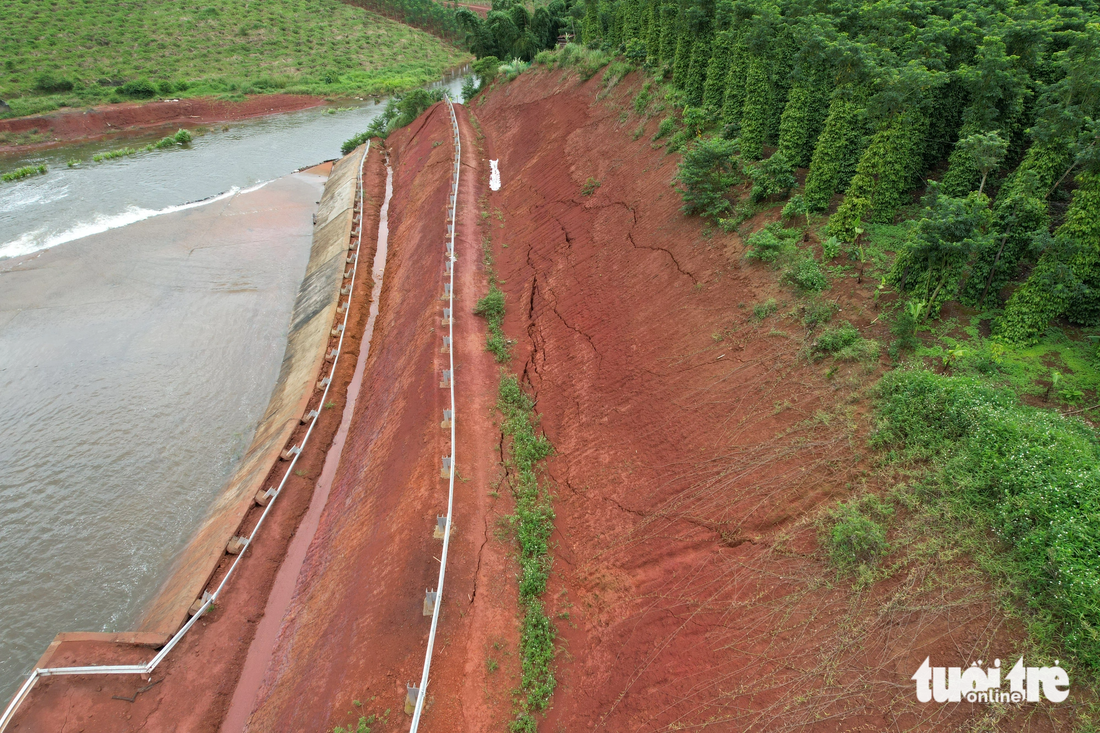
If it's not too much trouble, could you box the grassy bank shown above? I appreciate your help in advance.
[0,0,470,119]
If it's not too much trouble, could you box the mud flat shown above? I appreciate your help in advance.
[3,144,388,731]
[0,95,328,153]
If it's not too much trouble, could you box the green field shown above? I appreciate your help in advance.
[0,0,471,118]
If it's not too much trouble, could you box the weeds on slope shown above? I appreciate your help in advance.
[873,368,1100,675]
[497,374,556,732]
[474,234,510,362]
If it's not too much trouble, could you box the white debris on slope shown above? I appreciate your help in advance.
[489,159,501,191]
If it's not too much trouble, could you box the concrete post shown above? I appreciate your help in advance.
[404,684,420,715]
[441,456,452,479]
[423,589,438,616]
[441,409,452,428]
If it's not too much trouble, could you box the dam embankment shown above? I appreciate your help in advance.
[3,143,387,731]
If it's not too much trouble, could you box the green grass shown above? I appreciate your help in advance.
[0,0,471,119]
[1,164,46,182]
[474,236,510,362]
[497,374,556,732]
[874,368,1100,675]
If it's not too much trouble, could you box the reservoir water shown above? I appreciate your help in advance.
[0,74,465,703]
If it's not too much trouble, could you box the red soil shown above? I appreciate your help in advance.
[466,68,1071,731]
[7,72,1080,733]
[4,147,386,733]
[0,95,328,153]
[241,100,513,732]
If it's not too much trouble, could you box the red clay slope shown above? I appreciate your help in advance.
[470,67,1062,732]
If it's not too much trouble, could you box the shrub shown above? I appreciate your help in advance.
[825,497,891,569]
[173,128,192,144]
[624,38,647,64]
[752,298,778,321]
[500,58,529,81]
[874,369,1100,671]
[472,55,500,86]
[744,226,799,264]
[119,79,158,99]
[812,321,879,362]
[461,75,479,103]
[746,152,796,203]
[784,258,828,292]
[652,117,676,141]
[581,177,600,196]
[153,136,176,149]
[802,299,839,330]
[34,73,74,93]
[676,136,740,219]
[341,131,370,155]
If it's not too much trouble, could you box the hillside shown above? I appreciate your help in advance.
[0,0,470,119]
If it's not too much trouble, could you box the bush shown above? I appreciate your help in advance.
[461,75,479,103]
[119,79,158,99]
[784,258,828,292]
[500,58,529,81]
[676,136,740,219]
[341,131,370,155]
[472,55,500,86]
[746,151,796,203]
[752,298,778,320]
[825,497,891,569]
[173,128,192,144]
[744,226,799,264]
[812,321,878,362]
[34,73,74,93]
[652,117,676,141]
[153,136,176,149]
[624,38,647,64]
[874,369,1100,671]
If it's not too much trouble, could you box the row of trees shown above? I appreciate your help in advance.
[455,0,584,61]
[582,0,1100,343]
[349,0,465,41]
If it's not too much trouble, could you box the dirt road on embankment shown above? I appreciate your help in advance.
[238,102,513,731]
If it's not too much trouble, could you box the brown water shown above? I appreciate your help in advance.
[0,172,324,701]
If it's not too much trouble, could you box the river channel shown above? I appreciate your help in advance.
[0,73,465,703]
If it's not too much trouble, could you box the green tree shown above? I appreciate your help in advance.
[676,136,741,219]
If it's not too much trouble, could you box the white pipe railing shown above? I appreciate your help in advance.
[0,141,372,733]
[408,96,461,732]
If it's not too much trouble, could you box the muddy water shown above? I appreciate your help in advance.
[0,76,469,704]
[0,74,466,260]
[0,173,326,701]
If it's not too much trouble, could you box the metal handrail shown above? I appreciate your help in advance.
[0,141,372,733]
[408,97,461,732]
